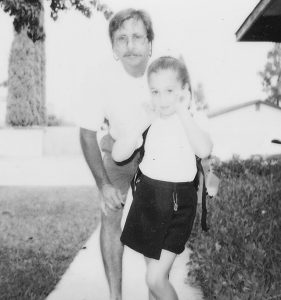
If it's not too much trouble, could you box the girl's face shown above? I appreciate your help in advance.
[148,69,189,118]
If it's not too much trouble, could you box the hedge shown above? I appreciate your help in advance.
[188,157,281,300]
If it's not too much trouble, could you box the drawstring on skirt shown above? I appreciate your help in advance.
[172,190,178,212]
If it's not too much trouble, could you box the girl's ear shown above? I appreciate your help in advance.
[180,85,192,108]
[149,42,153,57]
[183,84,192,97]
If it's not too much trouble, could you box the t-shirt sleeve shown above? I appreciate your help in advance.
[74,70,105,132]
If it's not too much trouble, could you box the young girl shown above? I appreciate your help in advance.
[112,56,213,300]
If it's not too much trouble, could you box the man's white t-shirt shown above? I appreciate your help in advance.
[77,59,150,140]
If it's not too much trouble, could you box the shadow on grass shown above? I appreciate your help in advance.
[0,186,101,300]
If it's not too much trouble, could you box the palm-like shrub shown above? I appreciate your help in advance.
[6,25,46,126]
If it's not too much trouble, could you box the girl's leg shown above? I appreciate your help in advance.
[144,256,157,300]
[145,250,178,300]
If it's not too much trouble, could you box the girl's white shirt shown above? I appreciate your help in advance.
[139,113,198,182]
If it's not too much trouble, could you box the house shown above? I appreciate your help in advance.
[207,100,281,160]
[236,0,281,42]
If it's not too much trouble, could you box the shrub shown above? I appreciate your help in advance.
[188,157,281,300]
[47,114,62,126]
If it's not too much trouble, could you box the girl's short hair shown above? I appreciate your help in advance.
[147,56,192,93]
[109,8,154,45]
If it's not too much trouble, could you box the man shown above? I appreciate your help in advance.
[79,9,154,300]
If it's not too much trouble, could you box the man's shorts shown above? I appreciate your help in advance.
[100,134,140,196]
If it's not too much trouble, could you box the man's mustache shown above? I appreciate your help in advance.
[123,53,141,57]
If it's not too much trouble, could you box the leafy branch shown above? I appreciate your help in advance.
[0,0,113,42]
[259,43,281,107]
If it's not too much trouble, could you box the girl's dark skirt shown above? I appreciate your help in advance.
[120,172,197,260]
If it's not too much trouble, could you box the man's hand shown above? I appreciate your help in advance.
[99,183,124,215]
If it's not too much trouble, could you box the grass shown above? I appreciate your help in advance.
[0,186,101,300]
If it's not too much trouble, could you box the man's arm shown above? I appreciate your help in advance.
[80,128,123,211]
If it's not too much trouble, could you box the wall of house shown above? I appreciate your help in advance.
[208,104,281,159]
[0,126,81,157]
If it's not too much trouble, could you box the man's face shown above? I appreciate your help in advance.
[112,18,151,71]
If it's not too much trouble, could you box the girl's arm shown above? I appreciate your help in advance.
[112,102,157,162]
[176,103,213,159]
[112,103,158,162]
[112,130,143,162]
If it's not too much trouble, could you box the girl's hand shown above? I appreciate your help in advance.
[142,102,158,128]
[176,92,191,115]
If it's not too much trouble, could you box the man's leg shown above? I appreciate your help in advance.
[99,149,138,300]
[100,208,123,300]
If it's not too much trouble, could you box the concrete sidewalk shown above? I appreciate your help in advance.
[46,225,203,300]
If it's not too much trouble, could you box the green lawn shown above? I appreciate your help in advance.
[0,186,101,300]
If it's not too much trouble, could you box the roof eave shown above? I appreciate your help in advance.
[208,100,281,118]
[236,0,273,42]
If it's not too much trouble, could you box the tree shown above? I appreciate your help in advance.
[193,82,208,111]
[1,0,113,126]
[6,2,46,126]
[259,43,281,107]
[0,0,113,42]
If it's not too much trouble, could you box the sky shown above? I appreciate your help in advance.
[0,0,273,120]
